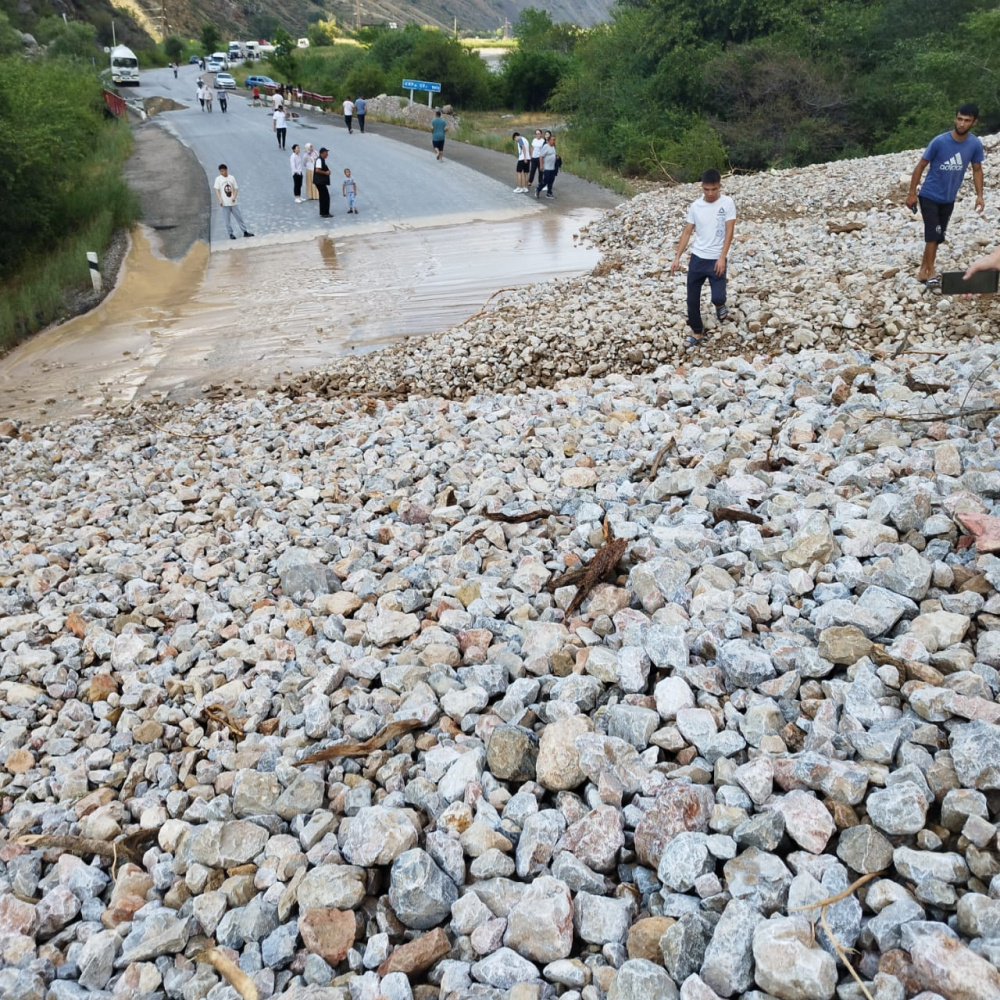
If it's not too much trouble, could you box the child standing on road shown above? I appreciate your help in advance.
[670,168,737,350]
[342,168,358,214]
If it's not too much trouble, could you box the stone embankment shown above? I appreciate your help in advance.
[5,142,1000,1000]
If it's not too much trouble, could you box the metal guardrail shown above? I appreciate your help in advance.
[103,89,128,118]
[262,84,334,112]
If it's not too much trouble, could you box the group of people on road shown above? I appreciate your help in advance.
[287,144,360,217]
[342,97,367,133]
[196,80,228,113]
[669,102,995,351]
[512,129,560,199]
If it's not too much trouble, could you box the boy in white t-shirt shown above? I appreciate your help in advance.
[512,132,531,192]
[670,168,737,349]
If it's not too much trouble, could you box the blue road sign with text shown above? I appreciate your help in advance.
[402,79,441,93]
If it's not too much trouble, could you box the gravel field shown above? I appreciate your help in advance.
[4,144,1000,1000]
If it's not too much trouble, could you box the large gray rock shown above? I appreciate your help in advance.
[339,806,418,866]
[471,948,540,988]
[296,865,367,910]
[752,915,837,1000]
[504,876,573,962]
[388,849,459,929]
[634,783,715,868]
[187,820,269,868]
[276,547,338,597]
[836,824,894,874]
[609,959,679,1000]
[951,722,1000,789]
[77,930,120,990]
[699,898,761,997]
[906,925,1000,1000]
[723,849,792,915]
[661,912,713,984]
[574,890,635,945]
[117,909,191,965]
[657,832,710,892]
[866,781,929,836]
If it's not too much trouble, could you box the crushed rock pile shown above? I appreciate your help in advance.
[365,95,458,131]
[3,346,1000,1000]
[284,140,1000,403]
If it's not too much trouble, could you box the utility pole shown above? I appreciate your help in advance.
[355,0,361,31]
[454,17,457,39]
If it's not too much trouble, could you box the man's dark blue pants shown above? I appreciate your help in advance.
[687,254,726,334]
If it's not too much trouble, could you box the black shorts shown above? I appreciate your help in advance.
[918,196,954,244]
[517,159,530,172]
[432,139,444,150]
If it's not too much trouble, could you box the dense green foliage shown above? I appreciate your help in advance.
[554,0,1000,178]
[0,13,139,348]
[285,24,497,109]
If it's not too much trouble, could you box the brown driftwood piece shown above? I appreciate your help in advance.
[484,509,557,524]
[203,704,245,740]
[196,948,260,1000]
[904,372,950,394]
[826,221,866,234]
[713,507,764,526]
[565,537,628,618]
[17,831,153,864]
[298,718,426,764]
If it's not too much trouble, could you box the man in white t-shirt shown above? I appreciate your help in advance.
[273,107,287,149]
[271,89,284,111]
[213,164,254,240]
[512,132,531,192]
[670,168,736,349]
[343,98,355,133]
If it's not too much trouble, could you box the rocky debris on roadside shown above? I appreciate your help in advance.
[283,140,1000,404]
[3,345,1000,1000]
[363,94,459,132]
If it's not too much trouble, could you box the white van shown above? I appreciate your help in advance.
[110,45,139,85]
[211,52,229,69]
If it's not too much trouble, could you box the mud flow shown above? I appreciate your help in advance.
[0,210,600,423]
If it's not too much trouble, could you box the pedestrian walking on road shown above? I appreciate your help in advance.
[273,106,287,149]
[314,147,332,218]
[535,135,558,199]
[204,87,213,113]
[355,96,367,133]
[670,167,736,350]
[906,103,985,288]
[213,165,255,240]
[528,129,545,188]
[343,97,355,133]
[431,110,446,161]
[197,82,206,112]
[171,61,178,79]
[272,88,284,111]
[218,87,228,113]
[513,132,531,192]
[342,168,358,214]
[304,143,318,200]
[252,85,261,107]
[290,144,304,202]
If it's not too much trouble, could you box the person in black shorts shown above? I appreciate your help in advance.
[431,110,447,160]
[905,104,985,287]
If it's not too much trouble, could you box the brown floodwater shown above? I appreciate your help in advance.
[0,209,601,424]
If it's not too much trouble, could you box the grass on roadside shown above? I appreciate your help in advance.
[0,124,140,354]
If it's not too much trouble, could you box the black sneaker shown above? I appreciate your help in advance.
[229,234,237,240]
[243,232,254,237]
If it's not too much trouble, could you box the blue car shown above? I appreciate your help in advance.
[188,55,200,64]
[245,75,277,90]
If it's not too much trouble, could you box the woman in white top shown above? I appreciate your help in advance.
[290,144,304,202]
[529,129,545,188]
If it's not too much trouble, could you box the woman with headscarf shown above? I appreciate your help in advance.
[304,143,318,200]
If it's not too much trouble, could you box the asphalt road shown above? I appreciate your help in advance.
[132,65,619,252]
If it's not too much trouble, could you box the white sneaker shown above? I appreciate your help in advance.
[295,198,302,203]
[513,186,523,192]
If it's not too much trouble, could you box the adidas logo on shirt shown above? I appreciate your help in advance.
[939,153,966,171]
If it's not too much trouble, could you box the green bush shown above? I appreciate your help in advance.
[0,55,139,348]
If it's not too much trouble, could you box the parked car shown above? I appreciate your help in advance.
[207,59,222,72]
[214,72,236,89]
[188,55,200,64]
[245,75,277,90]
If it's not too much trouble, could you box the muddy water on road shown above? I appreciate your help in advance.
[0,210,600,424]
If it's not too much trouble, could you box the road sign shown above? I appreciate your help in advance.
[402,79,441,93]
[403,78,442,107]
